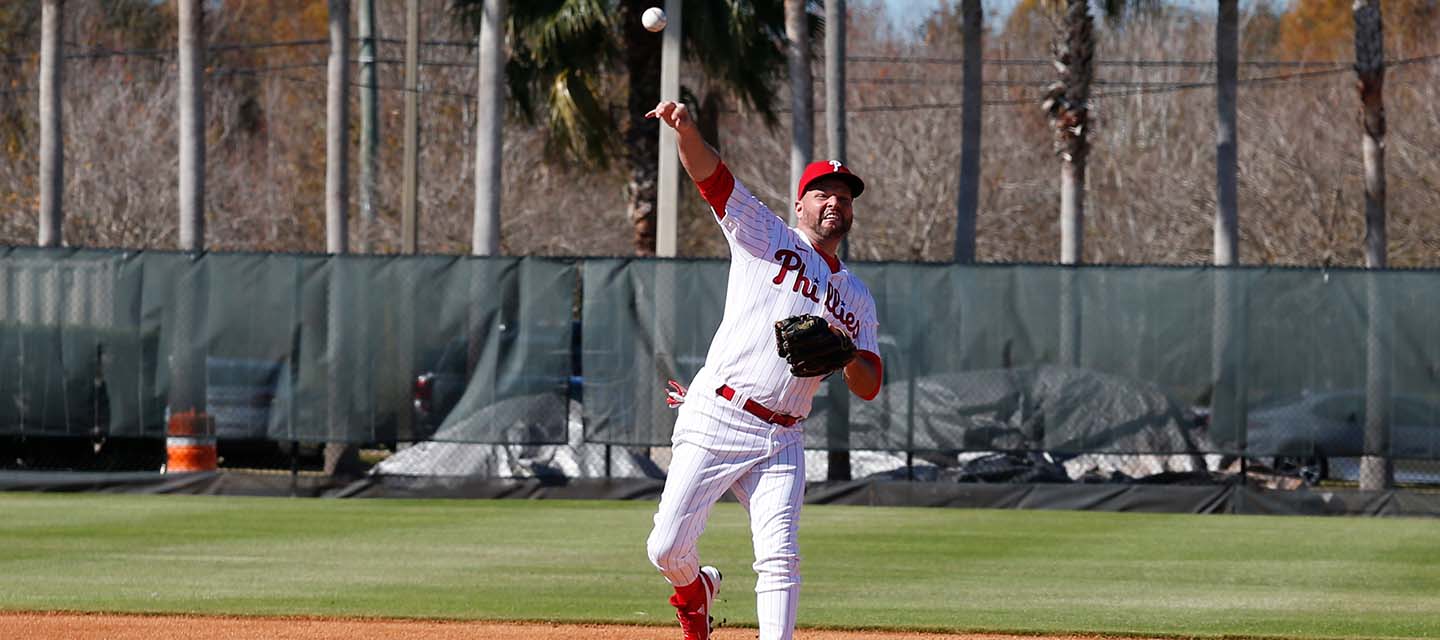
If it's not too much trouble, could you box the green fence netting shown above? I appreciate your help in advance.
[4,248,1440,460]
[0,248,576,445]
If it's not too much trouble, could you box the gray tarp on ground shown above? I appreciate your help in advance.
[4,470,1438,518]
[820,365,1213,456]
[374,401,662,479]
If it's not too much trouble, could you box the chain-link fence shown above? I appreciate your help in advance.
[4,248,1438,490]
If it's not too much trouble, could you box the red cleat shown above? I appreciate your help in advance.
[672,566,722,640]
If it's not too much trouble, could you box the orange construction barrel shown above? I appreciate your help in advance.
[166,411,218,473]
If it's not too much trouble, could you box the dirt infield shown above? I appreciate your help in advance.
[0,612,1155,640]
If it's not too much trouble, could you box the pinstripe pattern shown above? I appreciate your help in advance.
[648,165,879,640]
[683,170,881,455]
[647,408,805,640]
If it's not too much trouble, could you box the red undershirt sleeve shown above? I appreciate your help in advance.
[853,350,884,401]
[694,162,736,218]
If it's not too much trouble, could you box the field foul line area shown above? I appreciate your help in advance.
[0,612,1175,640]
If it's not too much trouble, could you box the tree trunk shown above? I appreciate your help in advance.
[1211,0,1245,476]
[824,0,850,482]
[785,0,813,226]
[953,0,981,264]
[172,0,208,438]
[178,0,205,252]
[654,0,683,257]
[1215,0,1238,266]
[358,0,377,252]
[1355,0,1391,490]
[326,0,350,255]
[1051,0,1092,266]
[473,0,506,256]
[1050,0,1092,369]
[38,0,63,248]
[401,0,420,254]
[622,0,662,255]
[324,0,356,478]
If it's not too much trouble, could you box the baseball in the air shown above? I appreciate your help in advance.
[642,7,667,32]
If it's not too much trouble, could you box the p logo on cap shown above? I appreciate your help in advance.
[797,160,865,202]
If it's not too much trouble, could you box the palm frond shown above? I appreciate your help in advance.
[683,0,791,127]
[545,69,616,168]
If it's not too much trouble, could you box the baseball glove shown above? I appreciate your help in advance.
[774,314,857,378]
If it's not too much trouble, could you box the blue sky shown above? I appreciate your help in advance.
[881,0,1271,35]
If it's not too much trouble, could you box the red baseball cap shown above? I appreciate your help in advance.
[796,160,865,201]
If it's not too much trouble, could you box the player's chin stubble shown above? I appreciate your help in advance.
[818,212,852,239]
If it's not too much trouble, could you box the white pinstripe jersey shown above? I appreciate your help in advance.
[674,162,882,453]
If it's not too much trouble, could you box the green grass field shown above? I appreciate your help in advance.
[0,494,1436,638]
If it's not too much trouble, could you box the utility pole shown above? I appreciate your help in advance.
[402,0,421,254]
[472,0,506,256]
[38,0,63,248]
[358,0,378,252]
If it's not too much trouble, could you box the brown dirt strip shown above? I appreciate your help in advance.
[0,612,1166,640]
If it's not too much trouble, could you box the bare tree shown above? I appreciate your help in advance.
[38,0,63,248]
[8,1,1440,268]
[785,0,813,225]
[1355,0,1392,490]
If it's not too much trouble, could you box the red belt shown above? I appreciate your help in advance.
[716,385,800,427]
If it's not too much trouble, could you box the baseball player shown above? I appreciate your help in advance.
[643,99,883,640]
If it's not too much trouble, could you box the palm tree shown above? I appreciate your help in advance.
[178,0,204,252]
[1098,0,1160,26]
[784,0,811,226]
[450,0,798,256]
[38,0,62,248]
[1043,0,1093,369]
[1354,0,1392,490]
[1044,0,1094,267]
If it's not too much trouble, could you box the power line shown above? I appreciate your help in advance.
[840,51,1440,98]
[4,35,1434,73]
[847,55,1357,68]
[220,66,477,101]
[794,52,1440,113]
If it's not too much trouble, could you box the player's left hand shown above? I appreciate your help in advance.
[774,314,857,378]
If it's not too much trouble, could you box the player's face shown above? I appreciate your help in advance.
[796,178,854,240]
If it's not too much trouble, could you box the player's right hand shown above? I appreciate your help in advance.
[645,100,692,132]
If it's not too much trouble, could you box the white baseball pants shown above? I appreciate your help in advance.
[646,436,806,640]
